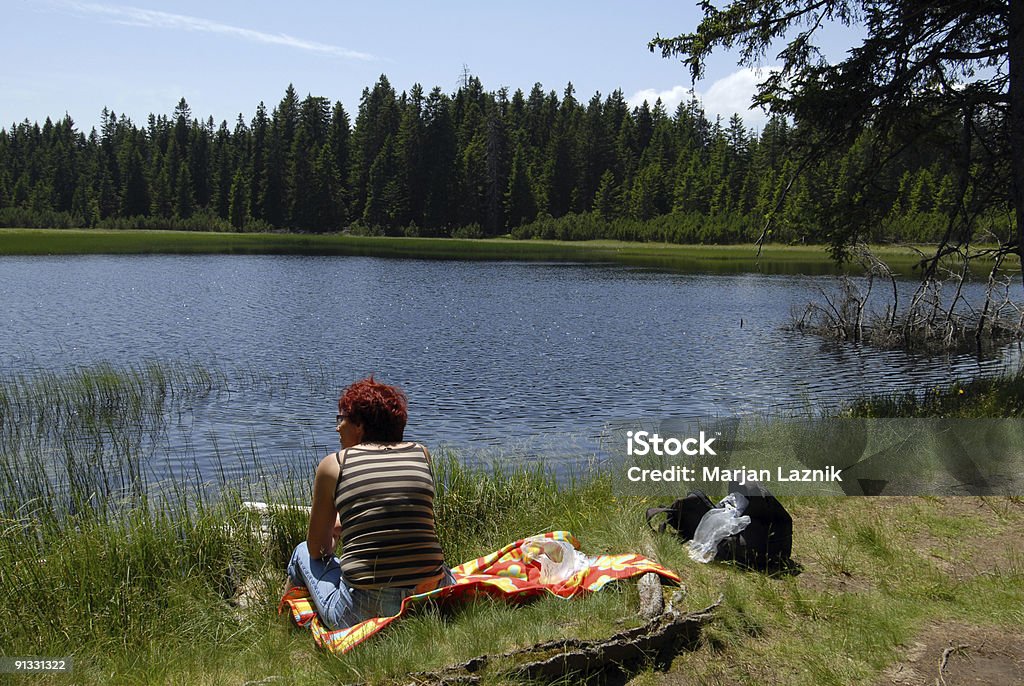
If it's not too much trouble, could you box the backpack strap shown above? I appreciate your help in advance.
[645,506,674,534]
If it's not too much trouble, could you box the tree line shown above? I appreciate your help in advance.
[0,74,1003,245]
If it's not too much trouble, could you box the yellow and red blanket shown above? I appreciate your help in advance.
[279,530,681,654]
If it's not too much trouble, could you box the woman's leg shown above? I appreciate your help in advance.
[286,542,359,629]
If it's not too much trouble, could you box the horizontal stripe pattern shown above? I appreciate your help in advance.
[335,443,445,589]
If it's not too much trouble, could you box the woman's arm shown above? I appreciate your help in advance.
[306,452,341,558]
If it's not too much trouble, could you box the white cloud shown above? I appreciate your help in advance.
[628,85,694,112]
[58,1,378,61]
[629,67,781,129]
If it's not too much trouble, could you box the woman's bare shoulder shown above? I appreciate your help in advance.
[316,451,342,479]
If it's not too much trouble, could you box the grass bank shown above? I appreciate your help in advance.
[842,371,1024,418]
[1,227,1013,277]
[1,364,1022,684]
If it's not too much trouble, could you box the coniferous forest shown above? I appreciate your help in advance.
[0,75,1007,245]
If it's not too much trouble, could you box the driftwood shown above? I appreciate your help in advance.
[636,539,666,620]
[395,596,720,686]
[636,573,665,620]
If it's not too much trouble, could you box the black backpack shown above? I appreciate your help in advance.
[646,479,793,571]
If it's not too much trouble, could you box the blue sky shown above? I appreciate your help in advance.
[4,1,856,133]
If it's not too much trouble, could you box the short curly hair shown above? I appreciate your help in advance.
[338,376,408,442]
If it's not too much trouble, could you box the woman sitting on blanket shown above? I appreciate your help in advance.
[286,376,453,629]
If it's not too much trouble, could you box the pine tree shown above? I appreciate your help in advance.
[505,140,537,228]
[395,86,427,228]
[483,109,509,234]
[593,168,620,220]
[288,121,314,229]
[328,101,351,225]
[422,87,457,233]
[175,163,194,218]
[544,83,579,218]
[350,76,400,222]
[259,123,286,227]
[630,162,668,220]
[211,119,237,219]
[121,136,149,217]
[577,92,610,213]
[307,143,340,232]
[188,117,213,210]
[228,168,250,229]
[249,103,270,222]
[362,138,399,228]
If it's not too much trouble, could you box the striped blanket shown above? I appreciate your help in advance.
[279,530,682,654]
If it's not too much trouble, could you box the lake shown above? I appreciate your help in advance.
[0,254,1019,480]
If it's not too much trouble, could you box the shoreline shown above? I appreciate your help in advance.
[0,227,1014,277]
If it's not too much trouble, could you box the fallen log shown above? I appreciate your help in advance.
[398,597,719,686]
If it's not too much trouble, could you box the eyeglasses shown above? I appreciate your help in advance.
[335,413,347,427]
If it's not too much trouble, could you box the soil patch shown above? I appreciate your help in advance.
[879,622,1024,686]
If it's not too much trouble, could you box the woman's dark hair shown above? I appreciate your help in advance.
[338,376,408,442]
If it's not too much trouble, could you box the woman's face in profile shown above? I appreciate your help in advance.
[336,413,365,449]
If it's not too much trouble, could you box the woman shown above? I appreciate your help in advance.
[286,376,452,629]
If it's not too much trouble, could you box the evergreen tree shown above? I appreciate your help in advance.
[630,162,668,220]
[211,119,238,218]
[505,140,537,228]
[362,138,399,228]
[120,135,149,217]
[259,122,286,227]
[395,85,427,228]
[328,101,351,224]
[307,143,340,232]
[544,83,579,218]
[422,87,457,233]
[175,163,194,218]
[350,76,399,221]
[249,103,270,222]
[577,92,610,213]
[228,168,250,230]
[594,169,621,220]
[483,108,509,234]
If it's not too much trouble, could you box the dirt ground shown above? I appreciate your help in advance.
[879,622,1024,686]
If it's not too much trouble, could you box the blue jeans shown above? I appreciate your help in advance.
[286,542,453,630]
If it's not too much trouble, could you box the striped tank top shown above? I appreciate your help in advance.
[334,442,445,590]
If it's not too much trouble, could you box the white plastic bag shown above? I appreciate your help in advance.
[687,493,751,563]
[518,537,595,584]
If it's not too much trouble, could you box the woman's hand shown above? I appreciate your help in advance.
[331,512,342,552]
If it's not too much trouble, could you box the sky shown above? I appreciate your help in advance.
[3,1,858,134]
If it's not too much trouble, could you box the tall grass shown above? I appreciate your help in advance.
[0,361,222,516]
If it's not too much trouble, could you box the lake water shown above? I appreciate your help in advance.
[1,254,1019,480]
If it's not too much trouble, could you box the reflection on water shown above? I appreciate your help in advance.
[0,254,1019,479]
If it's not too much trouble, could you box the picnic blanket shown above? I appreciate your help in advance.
[279,530,682,654]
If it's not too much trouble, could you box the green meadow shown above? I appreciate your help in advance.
[1,227,1014,277]
[1,362,1022,684]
